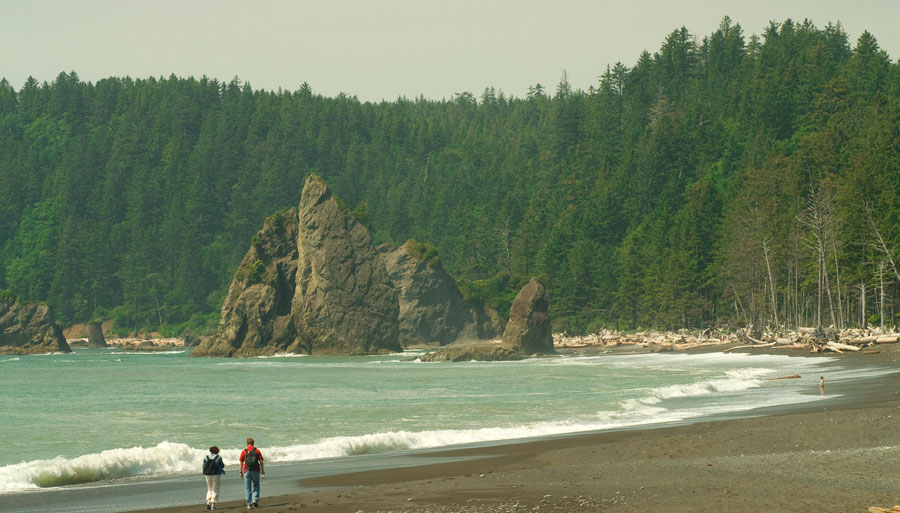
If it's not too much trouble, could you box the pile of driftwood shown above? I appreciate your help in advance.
[553,329,732,351]
[782,327,900,354]
[553,327,900,354]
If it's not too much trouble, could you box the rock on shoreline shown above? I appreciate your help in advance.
[381,239,501,347]
[0,293,71,354]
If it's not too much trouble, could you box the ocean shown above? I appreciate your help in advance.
[0,348,890,498]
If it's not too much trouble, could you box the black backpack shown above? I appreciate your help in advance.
[244,448,260,471]
[202,454,220,475]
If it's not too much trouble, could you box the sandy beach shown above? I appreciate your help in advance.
[126,344,900,513]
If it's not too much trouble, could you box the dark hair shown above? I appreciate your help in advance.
[246,437,255,446]
[209,446,219,454]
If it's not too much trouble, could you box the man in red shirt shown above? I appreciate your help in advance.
[239,437,265,509]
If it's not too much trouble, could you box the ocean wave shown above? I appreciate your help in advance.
[621,367,770,409]
[0,357,21,363]
[254,353,308,358]
[106,350,187,355]
[0,441,202,491]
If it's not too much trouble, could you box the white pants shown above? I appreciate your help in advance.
[205,474,221,503]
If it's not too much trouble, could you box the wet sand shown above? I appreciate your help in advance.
[136,344,900,513]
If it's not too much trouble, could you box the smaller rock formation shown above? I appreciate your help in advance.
[87,321,107,348]
[500,278,554,355]
[0,293,71,354]
[381,240,501,347]
[192,207,302,357]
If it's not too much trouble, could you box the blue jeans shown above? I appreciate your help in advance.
[243,470,261,505]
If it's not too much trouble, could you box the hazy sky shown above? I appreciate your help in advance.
[2,0,898,102]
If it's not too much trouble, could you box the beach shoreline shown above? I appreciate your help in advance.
[125,344,900,513]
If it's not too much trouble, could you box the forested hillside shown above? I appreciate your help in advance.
[2,18,899,335]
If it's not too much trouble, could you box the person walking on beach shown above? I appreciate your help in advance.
[820,376,825,395]
[239,437,265,509]
[201,446,225,510]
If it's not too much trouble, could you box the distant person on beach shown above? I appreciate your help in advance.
[239,437,265,509]
[201,446,225,510]
[820,376,825,394]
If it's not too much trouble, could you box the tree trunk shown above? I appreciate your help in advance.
[831,236,844,329]
[763,239,779,327]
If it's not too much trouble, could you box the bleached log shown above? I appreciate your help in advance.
[724,342,776,352]
[875,335,900,343]
[827,342,861,352]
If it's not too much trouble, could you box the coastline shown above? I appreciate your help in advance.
[5,344,899,513]
[132,345,900,513]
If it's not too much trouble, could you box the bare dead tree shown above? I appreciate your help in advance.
[865,203,900,284]
[879,260,886,331]
[495,216,512,274]
[828,211,845,329]
[857,282,867,328]
[762,238,779,327]
[798,182,838,328]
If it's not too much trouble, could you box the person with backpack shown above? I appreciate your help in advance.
[239,437,265,509]
[201,446,225,510]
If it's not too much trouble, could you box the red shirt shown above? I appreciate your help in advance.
[239,446,264,473]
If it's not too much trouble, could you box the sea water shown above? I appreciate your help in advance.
[0,348,889,493]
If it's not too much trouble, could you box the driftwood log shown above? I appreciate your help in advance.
[724,341,776,353]
[827,341,862,352]
[766,374,801,380]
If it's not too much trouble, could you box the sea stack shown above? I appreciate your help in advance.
[0,292,71,354]
[87,321,107,348]
[381,240,501,347]
[500,278,554,355]
[292,173,400,355]
[192,174,400,357]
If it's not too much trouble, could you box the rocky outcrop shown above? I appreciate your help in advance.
[193,174,400,357]
[381,240,501,347]
[500,278,554,355]
[0,293,71,354]
[87,321,107,348]
[292,174,400,355]
[417,344,522,362]
[192,207,301,357]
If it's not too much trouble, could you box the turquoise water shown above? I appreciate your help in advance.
[0,348,886,492]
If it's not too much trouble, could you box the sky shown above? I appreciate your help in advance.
[1,0,898,102]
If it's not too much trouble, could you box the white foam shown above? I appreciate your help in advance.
[0,441,202,491]
[106,350,186,355]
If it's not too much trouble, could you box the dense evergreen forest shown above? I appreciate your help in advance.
[2,18,900,336]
